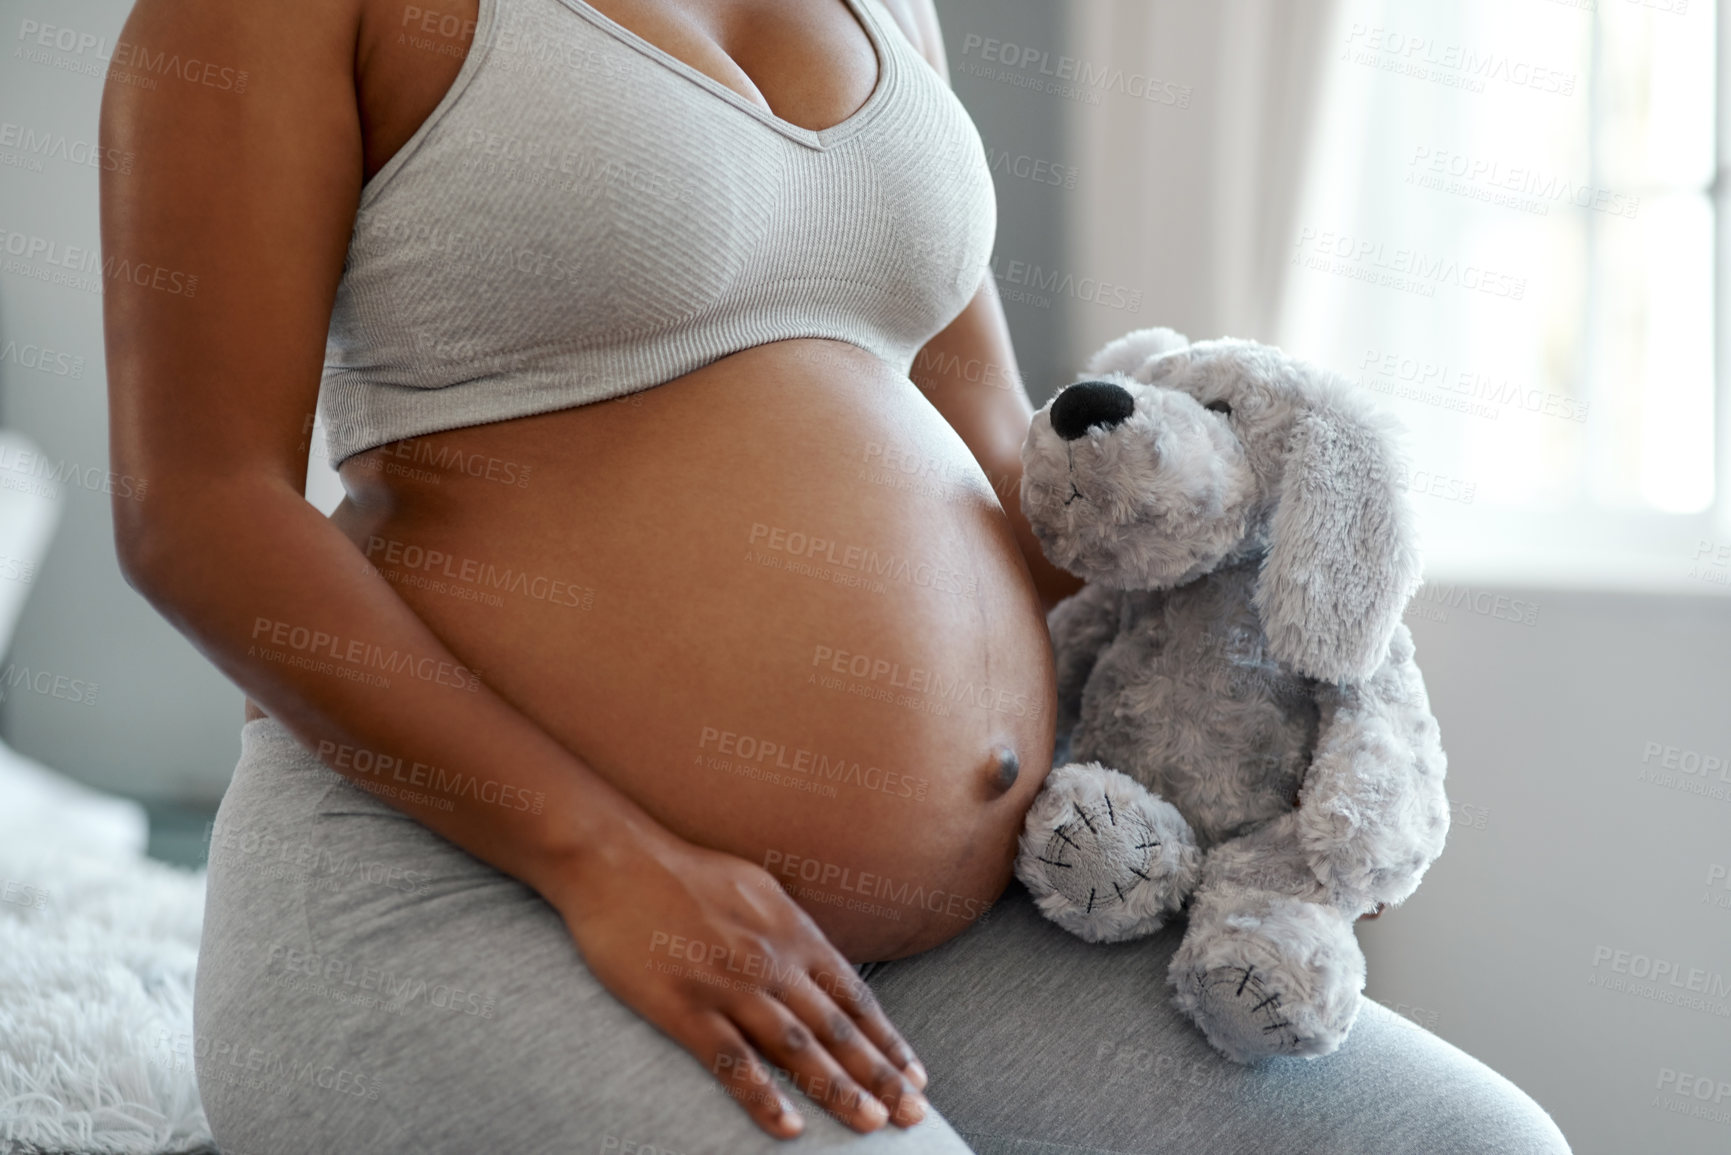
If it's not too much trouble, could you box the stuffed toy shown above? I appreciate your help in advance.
[1014,327,1450,1063]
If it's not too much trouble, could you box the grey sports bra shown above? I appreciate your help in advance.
[318,0,998,466]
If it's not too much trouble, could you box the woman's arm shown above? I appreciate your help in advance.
[100,0,926,1137]
[884,0,1086,615]
[101,0,622,930]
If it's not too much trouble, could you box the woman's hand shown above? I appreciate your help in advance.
[549,825,931,1139]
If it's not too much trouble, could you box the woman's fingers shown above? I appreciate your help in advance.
[777,966,929,1127]
[678,1012,805,1139]
[560,841,935,1140]
[729,992,896,1132]
[815,955,929,1093]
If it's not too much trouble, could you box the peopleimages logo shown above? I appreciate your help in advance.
[1405,145,1639,219]
[1358,348,1588,423]
[1639,741,1731,783]
[1341,24,1576,96]
[1293,228,1526,301]
[1590,945,1731,995]
[265,943,498,1019]
[1408,582,1539,627]
[746,522,978,599]
[762,850,991,924]
[1588,944,1731,1017]
[0,664,98,707]
[247,617,483,692]
[1705,864,1731,911]
[1637,740,1731,804]
[0,226,197,297]
[0,338,85,377]
[957,34,1192,108]
[0,120,133,170]
[809,643,1039,720]
[315,740,545,815]
[1652,1066,1731,1128]
[14,19,249,92]
[987,255,1143,312]
[364,536,593,610]
[696,725,930,802]
[0,443,148,500]
[153,1030,384,1101]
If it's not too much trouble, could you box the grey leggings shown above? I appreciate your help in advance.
[194,719,1572,1154]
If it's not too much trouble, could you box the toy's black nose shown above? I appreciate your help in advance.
[1050,380,1135,440]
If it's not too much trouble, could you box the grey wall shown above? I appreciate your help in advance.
[936,0,1072,405]
[1362,587,1731,1155]
[0,0,245,803]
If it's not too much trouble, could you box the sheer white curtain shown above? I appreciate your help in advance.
[1274,0,1721,589]
[1065,0,1343,360]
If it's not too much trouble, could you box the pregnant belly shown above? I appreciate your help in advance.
[325,339,1059,961]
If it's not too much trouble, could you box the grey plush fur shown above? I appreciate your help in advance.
[1013,328,1450,1064]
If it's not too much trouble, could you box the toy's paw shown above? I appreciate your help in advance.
[1168,891,1366,1063]
[1015,761,1201,944]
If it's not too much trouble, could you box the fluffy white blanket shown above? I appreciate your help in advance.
[0,754,213,1155]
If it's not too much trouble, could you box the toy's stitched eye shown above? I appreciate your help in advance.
[1205,399,1233,417]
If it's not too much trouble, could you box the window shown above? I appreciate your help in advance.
[1280,0,1722,590]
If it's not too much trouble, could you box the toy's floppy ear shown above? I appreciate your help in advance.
[1083,327,1190,379]
[1253,402,1422,683]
